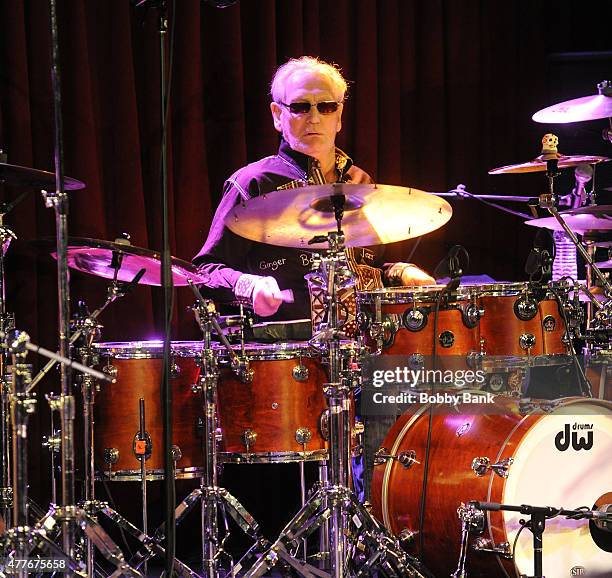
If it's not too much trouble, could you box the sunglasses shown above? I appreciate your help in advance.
[279,101,340,115]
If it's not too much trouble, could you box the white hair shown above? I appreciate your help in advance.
[270,56,348,103]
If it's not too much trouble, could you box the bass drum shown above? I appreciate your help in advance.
[371,395,612,577]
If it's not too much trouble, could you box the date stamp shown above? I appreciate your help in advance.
[1,555,69,574]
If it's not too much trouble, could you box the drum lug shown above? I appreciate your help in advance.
[514,295,538,321]
[519,333,536,351]
[102,363,117,379]
[382,314,400,348]
[402,307,428,332]
[103,447,119,465]
[170,362,181,378]
[374,447,418,469]
[462,303,483,328]
[295,427,312,448]
[171,445,182,462]
[471,456,513,478]
[471,538,512,559]
[241,429,257,451]
[292,364,309,382]
[457,502,485,532]
[466,351,482,370]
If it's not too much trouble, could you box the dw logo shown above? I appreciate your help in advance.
[570,566,585,576]
[555,423,593,452]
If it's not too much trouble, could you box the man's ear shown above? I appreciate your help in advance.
[270,102,283,132]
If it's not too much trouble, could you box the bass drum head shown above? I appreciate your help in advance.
[500,399,612,577]
[372,396,612,577]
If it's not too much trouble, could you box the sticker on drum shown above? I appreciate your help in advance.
[92,341,205,481]
[215,341,359,464]
[371,395,612,577]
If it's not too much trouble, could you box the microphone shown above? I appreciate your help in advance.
[571,163,593,208]
[115,268,146,297]
[526,229,553,282]
[434,245,468,292]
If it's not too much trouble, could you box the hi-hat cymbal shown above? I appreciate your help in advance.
[533,82,612,123]
[46,237,208,286]
[0,162,85,190]
[525,205,612,233]
[488,154,609,175]
[224,183,452,248]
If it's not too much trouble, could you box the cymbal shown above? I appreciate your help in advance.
[525,205,612,233]
[488,154,609,175]
[0,162,85,190]
[533,85,612,123]
[48,237,208,286]
[224,183,453,248]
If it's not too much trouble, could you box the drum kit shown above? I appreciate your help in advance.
[0,81,612,578]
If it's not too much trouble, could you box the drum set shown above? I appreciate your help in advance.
[0,82,612,578]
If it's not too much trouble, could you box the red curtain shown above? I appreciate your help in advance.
[1,0,611,500]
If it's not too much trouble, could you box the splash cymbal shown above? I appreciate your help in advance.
[224,183,452,248]
[489,154,609,175]
[533,81,612,123]
[525,205,612,233]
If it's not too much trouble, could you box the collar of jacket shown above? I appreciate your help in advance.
[277,137,354,180]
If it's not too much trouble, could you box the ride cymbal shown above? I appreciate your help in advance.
[46,237,208,286]
[489,155,609,175]
[0,162,85,190]
[224,183,452,248]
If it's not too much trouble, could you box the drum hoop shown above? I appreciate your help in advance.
[92,340,206,359]
[357,282,544,305]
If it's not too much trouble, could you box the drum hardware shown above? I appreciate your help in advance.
[245,218,430,578]
[465,500,612,578]
[374,447,418,469]
[0,330,140,577]
[532,80,612,124]
[451,503,485,578]
[183,281,266,577]
[470,456,513,478]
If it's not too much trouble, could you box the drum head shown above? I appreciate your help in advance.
[501,399,612,576]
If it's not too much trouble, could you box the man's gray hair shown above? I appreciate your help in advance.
[270,56,348,103]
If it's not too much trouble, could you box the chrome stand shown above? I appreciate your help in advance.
[0,330,141,577]
[126,285,267,577]
[244,211,430,577]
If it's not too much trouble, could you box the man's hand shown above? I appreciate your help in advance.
[385,262,435,286]
[252,276,284,317]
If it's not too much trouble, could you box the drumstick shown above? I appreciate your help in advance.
[274,288,294,303]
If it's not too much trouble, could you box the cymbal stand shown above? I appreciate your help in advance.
[244,194,429,578]
[0,206,16,529]
[126,283,266,577]
[0,329,142,577]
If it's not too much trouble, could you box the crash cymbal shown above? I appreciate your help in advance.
[47,237,208,286]
[525,205,612,233]
[488,154,609,175]
[0,162,85,190]
[533,81,612,123]
[225,183,452,248]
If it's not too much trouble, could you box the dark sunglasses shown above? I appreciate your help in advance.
[279,101,340,115]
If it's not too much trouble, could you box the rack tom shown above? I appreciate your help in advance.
[215,341,359,463]
[93,341,205,481]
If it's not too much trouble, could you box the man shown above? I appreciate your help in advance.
[193,56,433,505]
[193,56,433,318]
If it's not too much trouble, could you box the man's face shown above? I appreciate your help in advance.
[270,70,343,159]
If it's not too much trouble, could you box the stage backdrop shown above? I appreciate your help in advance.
[1,0,611,507]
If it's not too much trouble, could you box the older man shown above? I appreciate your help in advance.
[193,56,433,319]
